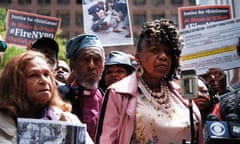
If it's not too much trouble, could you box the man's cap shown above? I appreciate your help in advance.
[31,37,59,54]
[0,40,7,52]
[66,34,104,59]
[0,36,7,52]
[105,51,135,72]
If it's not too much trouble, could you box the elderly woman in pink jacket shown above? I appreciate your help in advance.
[96,18,203,144]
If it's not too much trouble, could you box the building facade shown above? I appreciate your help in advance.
[0,0,196,54]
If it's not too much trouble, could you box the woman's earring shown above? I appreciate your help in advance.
[136,64,144,77]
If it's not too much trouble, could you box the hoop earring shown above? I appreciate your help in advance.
[136,65,144,77]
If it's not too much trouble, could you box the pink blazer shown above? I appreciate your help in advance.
[98,72,203,144]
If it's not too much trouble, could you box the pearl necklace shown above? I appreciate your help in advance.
[139,77,171,109]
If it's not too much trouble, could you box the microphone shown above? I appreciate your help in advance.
[203,113,240,144]
[203,114,230,143]
[226,113,240,138]
[207,113,219,121]
[226,113,239,122]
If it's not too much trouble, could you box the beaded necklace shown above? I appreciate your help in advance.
[138,77,171,110]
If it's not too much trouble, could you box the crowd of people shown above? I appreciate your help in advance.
[0,17,240,144]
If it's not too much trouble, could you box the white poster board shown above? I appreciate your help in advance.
[179,17,240,75]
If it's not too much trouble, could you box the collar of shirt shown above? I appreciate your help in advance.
[71,80,98,97]
[41,106,57,120]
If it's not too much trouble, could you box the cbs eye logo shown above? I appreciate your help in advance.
[210,122,226,136]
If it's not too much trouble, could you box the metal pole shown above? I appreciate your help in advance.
[189,99,196,144]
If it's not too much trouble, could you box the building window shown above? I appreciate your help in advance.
[189,0,196,5]
[152,14,165,20]
[37,10,50,16]
[75,13,83,26]
[171,0,182,5]
[171,14,179,26]
[133,0,145,5]
[76,0,82,4]
[18,0,31,4]
[57,12,70,27]
[57,0,69,4]
[133,32,139,45]
[133,14,146,26]
[38,0,50,4]
[0,0,11,4]
[152,0,164,5]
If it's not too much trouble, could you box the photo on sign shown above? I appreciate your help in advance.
[17,118,86,144]
[82,0,133,47]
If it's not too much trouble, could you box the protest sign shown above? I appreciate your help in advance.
[17,118,87,144]
[6,9,61,47]
[178,5,232,29]
[180,17,240,74]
